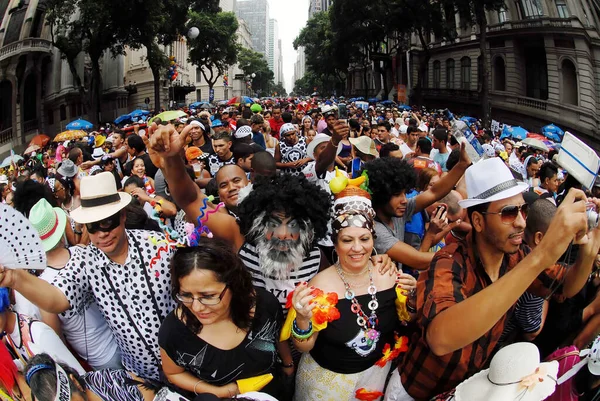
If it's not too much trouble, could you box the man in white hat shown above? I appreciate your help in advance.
[385,157,600,401]
[0,172,176,380]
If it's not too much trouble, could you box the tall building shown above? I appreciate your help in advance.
[268,18,280,81]
[308,0,332,18]
[277,39,284,86]
[236,0,270,59]
[293,46,306,86]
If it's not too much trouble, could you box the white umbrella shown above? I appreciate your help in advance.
[0,154,23,168]
[522,137,549,152]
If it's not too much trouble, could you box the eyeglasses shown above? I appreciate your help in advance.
[481,204,528,225]
[85,212,121,234]
[176,286,228,306]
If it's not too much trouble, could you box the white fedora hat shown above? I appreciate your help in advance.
[307,133,341,160]
[70,172,131,224]
[454,342,558,401]
[458,157,529,209]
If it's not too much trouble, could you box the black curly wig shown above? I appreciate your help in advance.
[363,157,417,209]
[237,173,331,243]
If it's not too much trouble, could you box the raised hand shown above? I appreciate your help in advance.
[143,122,192,168]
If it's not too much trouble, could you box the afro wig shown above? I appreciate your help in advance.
[363,157,417,209]
[237,173,331,243]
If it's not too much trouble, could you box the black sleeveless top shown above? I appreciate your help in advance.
[310,286,399,374]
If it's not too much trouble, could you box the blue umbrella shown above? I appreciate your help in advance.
[460,116,478,126]
[114,114,132,125]
[501,125,528,141]
[398,104,412,111]
[189,102,203,108]
[66,119,93,130]
[368,98,379,103]
[380,100,395,106]
[355,97,365,101]
[129,109,150,118]
[542,124,564,142]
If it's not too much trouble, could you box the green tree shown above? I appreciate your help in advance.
[46,0,126,124]
[237,48,274,96]
[119,0,221,111]
[187,11,240,99]
[270,82,287,97]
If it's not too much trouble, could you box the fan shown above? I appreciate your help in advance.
[0,204,46,270]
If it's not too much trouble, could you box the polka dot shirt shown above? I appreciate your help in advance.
[52,229,176,380]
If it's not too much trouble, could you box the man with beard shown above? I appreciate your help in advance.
[385,157,600,401]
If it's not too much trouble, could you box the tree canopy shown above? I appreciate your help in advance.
[237,48,274,96]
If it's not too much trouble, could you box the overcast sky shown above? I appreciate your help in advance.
[269,0,309,93]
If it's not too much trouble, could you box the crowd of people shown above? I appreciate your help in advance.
[0,99,600,401]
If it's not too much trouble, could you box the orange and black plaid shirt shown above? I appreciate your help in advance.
[399,237,565,400]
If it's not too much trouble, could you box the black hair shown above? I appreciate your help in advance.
[349,119,360,130]
[433,128,448,143]
[408,118,418,127]
[449,135,459,146]
[379,143,400,158]
[125,199,161,231]
[212,131,232,142]
[363,158,417,209]
[25,354,85,401]
[538,161,558,182]
[467,202,491,227]
[13,180,58,217]
[232,143,257,162]
[525,199,557,241]
[68,148,82,164]
[126,134,146,153]
[377,121,391,132]
[170,238,256,335]
[123,175,145,189]
[407,126,419,135]
[237,174,331,242]
[446,149,461,171]
[236,118,250,128]
[281,112,293,123]
[251,151,276,178]
[205,178,219,200]
[250,114,264,125]
[416,137,432,154]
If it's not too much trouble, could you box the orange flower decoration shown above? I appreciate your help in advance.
[355,388,384,401]
[375,335,409,367]
[280,288,341,341]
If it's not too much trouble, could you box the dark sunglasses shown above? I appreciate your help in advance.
[482,204,528,225]
[85,212,121,234]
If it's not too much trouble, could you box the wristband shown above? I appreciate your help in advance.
[292,319,312,335]
[282,361,294,368]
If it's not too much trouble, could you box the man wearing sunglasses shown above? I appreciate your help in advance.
[0,172,176,381]
[386,157,600,401]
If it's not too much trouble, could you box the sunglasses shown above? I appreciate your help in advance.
[85,211,121,234]
[481,204,528,225]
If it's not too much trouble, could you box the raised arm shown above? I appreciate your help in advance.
[0,267,70,314]
[426,189,589,356]
[315,121,348,175]
[145,124,245,251]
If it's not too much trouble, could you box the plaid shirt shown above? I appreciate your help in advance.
[400,236,565,400]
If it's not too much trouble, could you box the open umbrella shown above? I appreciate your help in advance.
[129,109,151,119]
[368,98,379,103]
[1,154,23,168]
[66,119,93,130]
[501,125,528,141]
[522,137,549,152]
[398,104,412,111]
[542,124,564,143]
[227,96,253,105]
[149,110,187,124]
[23,144,41,155]
[114,114,132,125]
[53,130,87,142]
[460,116,478,126]
[380,100,396,106]
[29,134,51,147]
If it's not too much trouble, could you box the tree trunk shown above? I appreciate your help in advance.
[414,29,430,107]
[476,5,491,128]
[65,57,90,115]
[152,67,162,112]
[89,54,102,126]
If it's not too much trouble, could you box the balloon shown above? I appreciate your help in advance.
[188,27,200,39]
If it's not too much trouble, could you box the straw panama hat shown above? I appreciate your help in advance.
[458,157,529,209]
[29,198,67,252]
[454,342,558,401]
[70,172,131,224]
[349,136,379,158]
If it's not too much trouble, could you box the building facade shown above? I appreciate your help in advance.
[268,18,280,83]
[236,0,270,59]
[409,0,600,149]
[308,0,332,18]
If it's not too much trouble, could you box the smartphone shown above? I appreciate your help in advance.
[338,103,348,120]
[435,205,447,216]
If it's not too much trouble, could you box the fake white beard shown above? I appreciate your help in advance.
[248,212,314,280]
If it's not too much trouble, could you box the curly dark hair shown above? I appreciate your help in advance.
[363,157,417,209]
[13,180,57,218]
[237,173,331,243]
[170,238,256,335]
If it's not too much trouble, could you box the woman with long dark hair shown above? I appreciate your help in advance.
[159,238,282,399]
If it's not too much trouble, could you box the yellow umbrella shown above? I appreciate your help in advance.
[53,130,87,142]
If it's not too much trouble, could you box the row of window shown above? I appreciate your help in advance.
[431,57,474,90]
[499,0,570,22]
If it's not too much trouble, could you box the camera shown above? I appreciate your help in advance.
[587,202,599,231]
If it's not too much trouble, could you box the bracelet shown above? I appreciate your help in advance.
[292,319,312,335]
[282,361,294,368]
[292,326,314,340]
[331,139,340,147]
[407,303,417,313]
[193,380,202,396]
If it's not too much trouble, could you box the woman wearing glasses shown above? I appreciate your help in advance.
[159,239,283,399]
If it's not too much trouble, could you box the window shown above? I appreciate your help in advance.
[433,61,441,89]
[555,0,569,18]
[46,109,54,126]
[561,59,578,105]
[196,89,202,101]
[446,59,455,89]
[525,46,548,100]
[498,7,509,22]
[195,68,202,83]
[59,105,66,121]
[518,0,544,19]
[493,57,506,91]
[70,103,77,118]
[460,57,471,90]
[421,63,429,88]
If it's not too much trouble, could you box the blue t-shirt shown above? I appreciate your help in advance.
[431,149,450,172]
[252,132,266,149]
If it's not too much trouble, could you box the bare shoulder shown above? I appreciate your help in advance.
[309,266,343,293]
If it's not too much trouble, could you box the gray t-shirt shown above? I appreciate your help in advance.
[374,196,417,255]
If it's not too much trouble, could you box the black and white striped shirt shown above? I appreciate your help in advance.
[238,242,321,311]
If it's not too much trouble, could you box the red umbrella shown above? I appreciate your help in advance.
[29,134,51,147]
